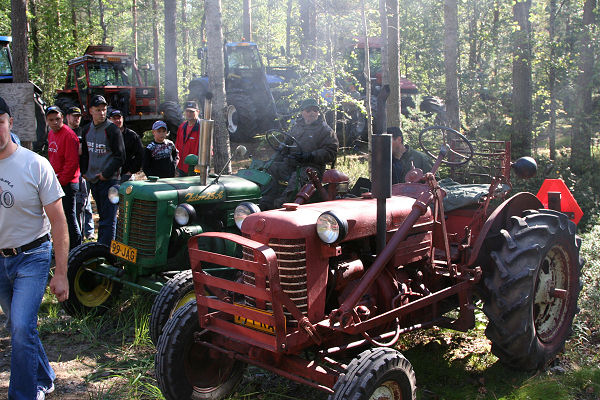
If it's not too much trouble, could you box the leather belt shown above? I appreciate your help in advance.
[0,234,51,257]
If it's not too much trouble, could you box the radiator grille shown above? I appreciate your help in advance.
[115,195,157,259]
[243,238,308,323]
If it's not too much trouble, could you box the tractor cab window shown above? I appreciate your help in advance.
[75,64,88,91]
[66,67,76,89]
[227,46,261,71]
[87,62,137,87]
[0,46,12,77]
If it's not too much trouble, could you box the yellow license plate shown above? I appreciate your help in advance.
[234,305,277,335]
[110,240,137,263]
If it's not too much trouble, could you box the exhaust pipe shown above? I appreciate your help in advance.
[196,92,214,185]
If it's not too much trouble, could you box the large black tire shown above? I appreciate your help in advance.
[149,270,196,345]
[159,101,184,140]
[330,347,416,400]
[482,209,584,370]
[188,78,209,109]
[419,96,447,125]
[155,300,246,400]
[227,92,258,142]
[61,242,122,316]
[32,94,48,153]
[54,93,79,115]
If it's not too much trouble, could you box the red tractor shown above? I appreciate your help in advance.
[155,126,583,400]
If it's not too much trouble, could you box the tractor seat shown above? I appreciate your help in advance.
[438,178,510,212]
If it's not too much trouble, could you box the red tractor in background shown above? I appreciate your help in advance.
[155,125,584,400]
[54,45,178,134]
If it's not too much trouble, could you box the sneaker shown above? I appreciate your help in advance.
[36,382,54,399]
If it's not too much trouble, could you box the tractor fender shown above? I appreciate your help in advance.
[467,192,543,268]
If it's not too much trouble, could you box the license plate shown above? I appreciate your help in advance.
[110,240,137,263]
[233,305,277,335]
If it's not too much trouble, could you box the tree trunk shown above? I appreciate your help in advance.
[548,0,557,160]
[10,0,28,83]
[286,0,292,61]
[152,0,161,95]
[511,0,532,158]
[132,0,138,62]
[378,0,388,85]
[70,0,77,43]
[182,0,189,82]
[444,0,460,131]
[299,0,316,60]
[164,0,178,102]
[570,0,596,173]
[29,0,39,65]
[99,0,107,45]
[205,0,230,172]
[386,0,401,128]
[243,0,252,41]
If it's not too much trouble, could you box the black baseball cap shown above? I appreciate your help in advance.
[109,109,123,118]
[45,105,62,116]
[66,106,82,115]
[0,96,10,117]
[91,95,108,107]
[184,100,199,111]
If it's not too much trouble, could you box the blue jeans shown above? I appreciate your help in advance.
[90,179,119,246]
[62,182,82,250]
[0,241,55,399]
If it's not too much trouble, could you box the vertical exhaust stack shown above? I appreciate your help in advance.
[196,92,214,185]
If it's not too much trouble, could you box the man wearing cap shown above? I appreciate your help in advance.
[66,106,95,241]
[108,109,144,182]
[175,100,201,176]
[143,120,179,178]
[259,98,338,210]
[80,95,125,246]
[388,127,432,184]
[0,95,69,399]
[46,105,82,249]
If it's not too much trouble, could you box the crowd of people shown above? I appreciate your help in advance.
[1,93,433,399]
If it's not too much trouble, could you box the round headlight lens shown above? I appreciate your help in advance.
[234,202,261,230]
[174,203,195,226]
[316,211,348,244]
[108,185,120,204]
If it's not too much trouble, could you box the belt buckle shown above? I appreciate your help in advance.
[0,248,17,257]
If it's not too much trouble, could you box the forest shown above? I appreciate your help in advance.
[4,0,598,226]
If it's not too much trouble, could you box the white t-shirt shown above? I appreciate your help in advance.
[0,146,64,248]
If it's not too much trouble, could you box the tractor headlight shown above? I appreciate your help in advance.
[174,203,196,226]
[108,185,120,204]
[234,202,261,230]
[316,211,348,244]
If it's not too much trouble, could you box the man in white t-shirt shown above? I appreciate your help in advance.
[0,96,70,400]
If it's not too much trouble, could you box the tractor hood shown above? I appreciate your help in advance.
[119,174,261,204]
[241,192,433,242]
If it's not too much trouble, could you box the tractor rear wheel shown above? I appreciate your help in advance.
[329,347,416,400]
[483,209,583,370]
[149,270,196,345]
[61,242,122,316]
[159,101,184,140]
[227,92,258,142]
[155,300,246,400]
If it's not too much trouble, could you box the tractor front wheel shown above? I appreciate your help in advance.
[329,347,416,400]
[61,242,122,316]
[156,300,246,400]
[483,209,583,370]
[149,269,196,345]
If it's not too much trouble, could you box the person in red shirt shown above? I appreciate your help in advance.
[46,105,82,249]
[175,100,201,176]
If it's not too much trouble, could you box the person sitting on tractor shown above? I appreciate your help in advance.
[259,98,338,210]
[388,126,432,183]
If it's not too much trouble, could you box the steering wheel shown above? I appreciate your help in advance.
[266,129,303,153]
[418,125,474,166]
